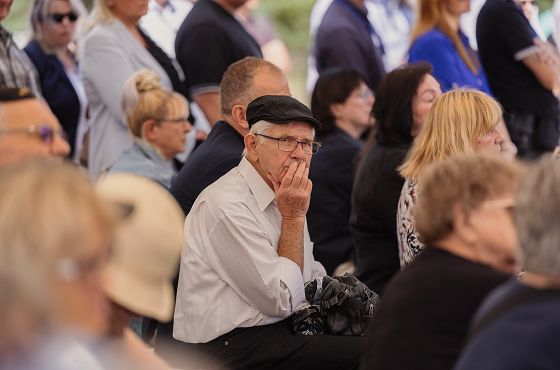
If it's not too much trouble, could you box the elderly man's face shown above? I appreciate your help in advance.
[0,99,70,166]
[251,121,314,188]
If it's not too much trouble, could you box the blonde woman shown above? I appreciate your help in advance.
[397,89,504,267]
[81,0,187,179]
[109,69,191,188]
[408,0,491,93]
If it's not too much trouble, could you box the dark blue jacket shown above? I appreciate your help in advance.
[24,40,81,155]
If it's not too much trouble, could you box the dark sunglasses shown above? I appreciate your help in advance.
[0,124,67,144]
[48,11,78,24]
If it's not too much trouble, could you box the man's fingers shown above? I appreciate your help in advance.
[267,172,280,193]
[280,161,298,188]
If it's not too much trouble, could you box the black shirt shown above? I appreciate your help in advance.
[477,0,557,114]
[171,120,244,215]
[308,128,362,274]
[362,247,509,370]
[175,0,262,96]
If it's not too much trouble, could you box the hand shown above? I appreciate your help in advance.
[267,161,312,220]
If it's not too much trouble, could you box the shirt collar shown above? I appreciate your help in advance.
[238,157,276,212]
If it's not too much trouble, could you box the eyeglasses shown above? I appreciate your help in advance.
[0,125,67,144]
[48,11,79,24]
[255,133,322,155]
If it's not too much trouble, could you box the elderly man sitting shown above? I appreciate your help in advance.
[172,95,363,369]
[0,87,69,166]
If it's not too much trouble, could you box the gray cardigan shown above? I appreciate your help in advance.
[80,19,172,180]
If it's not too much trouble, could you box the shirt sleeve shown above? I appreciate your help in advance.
[199,202,306,318]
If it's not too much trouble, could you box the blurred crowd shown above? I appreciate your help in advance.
[2,0,560,369]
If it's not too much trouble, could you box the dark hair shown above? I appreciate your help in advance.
[374,62,432,146]
[0,88,35,102]
[311,68,365,137]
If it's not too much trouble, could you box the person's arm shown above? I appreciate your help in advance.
[191,91,221,127]
[80,30,136,126]
[521,39,560,95]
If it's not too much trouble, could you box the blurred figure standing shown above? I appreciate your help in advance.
[25,0,88,161]
[141,0,193,58]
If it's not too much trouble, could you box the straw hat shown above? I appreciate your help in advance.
[96,173,184,322]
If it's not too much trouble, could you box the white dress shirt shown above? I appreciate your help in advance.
[174,157,326,343]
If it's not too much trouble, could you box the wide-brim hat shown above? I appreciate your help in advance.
[96,174,185,322]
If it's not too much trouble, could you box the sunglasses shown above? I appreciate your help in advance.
[48,11,78,24]
[520,0,536,5]
[0,124,67,144]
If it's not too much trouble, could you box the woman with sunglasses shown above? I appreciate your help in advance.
[24,0,87,162]
[308,68,374,275]
[109,69,191,189]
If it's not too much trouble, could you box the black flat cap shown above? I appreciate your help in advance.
[246,95,321,129]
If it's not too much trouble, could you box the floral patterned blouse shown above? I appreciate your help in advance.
[396,178,425,268]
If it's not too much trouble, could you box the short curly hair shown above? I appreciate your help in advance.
[415,153,523,245]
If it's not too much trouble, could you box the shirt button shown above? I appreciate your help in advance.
[224,341,229,346]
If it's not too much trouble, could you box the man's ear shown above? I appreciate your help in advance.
[244,133,258,161]
[231,104,249,131]
[142,119,158,141]
[452,204,477,245]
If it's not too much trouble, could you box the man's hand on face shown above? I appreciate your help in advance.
[267,160,312,221]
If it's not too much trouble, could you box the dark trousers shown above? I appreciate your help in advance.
[155,319,364,370]
[505,104,560,159]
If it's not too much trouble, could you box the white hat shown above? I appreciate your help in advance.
[96,174,184,322]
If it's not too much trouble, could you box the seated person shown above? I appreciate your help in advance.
[110,69,191,188]
[455,156,560,370]
[308,68,374,274]
[0,87,70,166]
[363,153,522,370]
[172,95,363,369]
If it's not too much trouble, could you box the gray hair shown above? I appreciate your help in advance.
[515,156,560,276]
[242,120,275,157]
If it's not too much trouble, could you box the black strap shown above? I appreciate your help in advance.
[468,286,560,341]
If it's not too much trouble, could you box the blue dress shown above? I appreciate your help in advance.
[409,28,491,94]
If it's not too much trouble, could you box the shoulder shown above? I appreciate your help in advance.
[23,39,43,59]
[411,29,452,50]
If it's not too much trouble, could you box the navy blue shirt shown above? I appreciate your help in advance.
[409,28,491,93]
[455,279,560,370]
[308,128,362,274]
[314,0,385,91]
[171,120,244,215]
